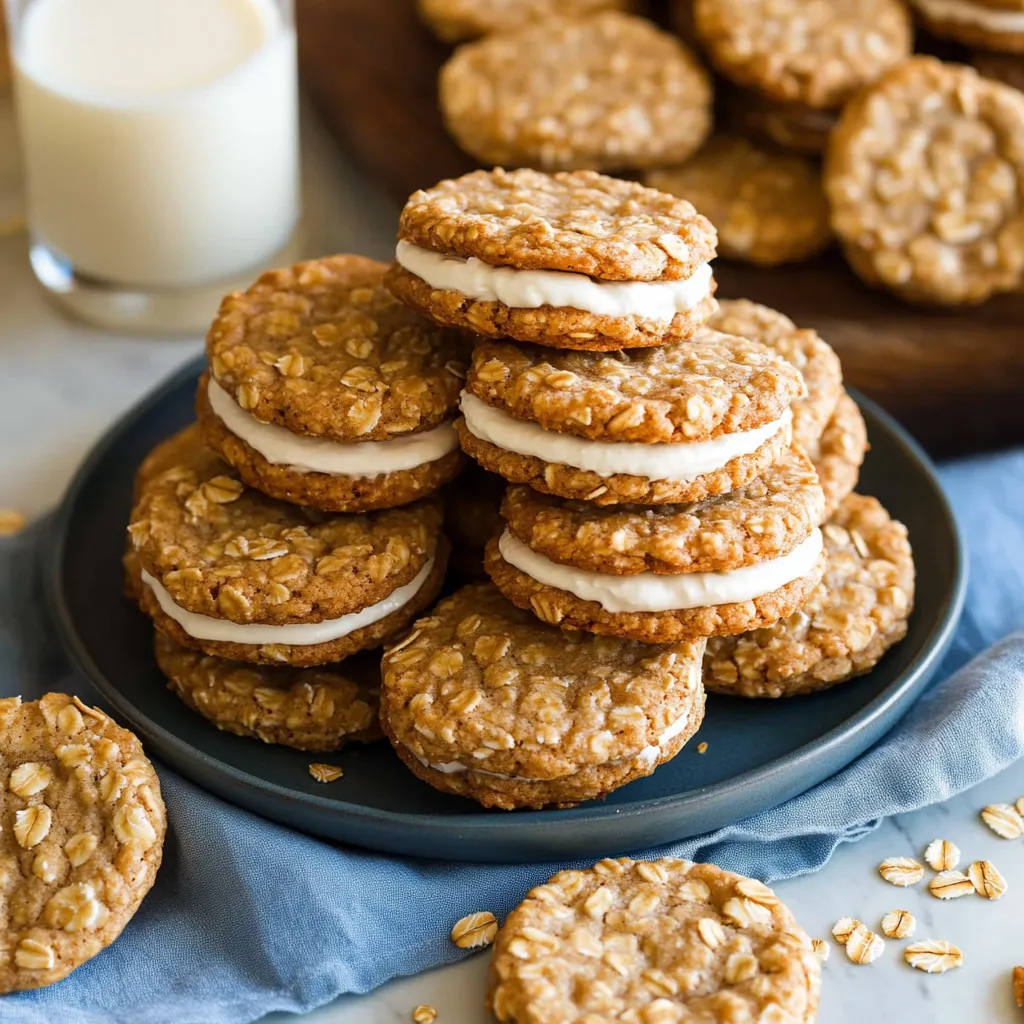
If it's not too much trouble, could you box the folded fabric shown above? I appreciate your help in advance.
[3,450,1024,1024]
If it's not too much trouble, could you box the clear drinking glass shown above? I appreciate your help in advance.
[4,0,301,333]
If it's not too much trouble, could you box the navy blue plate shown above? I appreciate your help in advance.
[48,358,965,862]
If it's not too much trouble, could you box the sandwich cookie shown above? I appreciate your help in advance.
[485,451,827,643]
[457,330,804,506]
[417,0,631,43]
[126,427,448,667]
[201,255,465,512]
[153,633,381,751]
[488,857,821,1024]
[380,584,705,809]
[912,0,1024,52]
[705,493,914,697]
[0,694,165,993]
[807,391,868,520]
[438,13,712,172]
[387,168,719,352]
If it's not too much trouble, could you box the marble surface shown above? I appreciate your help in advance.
[0,94,1021,1024]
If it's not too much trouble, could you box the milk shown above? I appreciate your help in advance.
[11,0,299,289]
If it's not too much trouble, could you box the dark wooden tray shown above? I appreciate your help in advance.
[295,0,1024,456]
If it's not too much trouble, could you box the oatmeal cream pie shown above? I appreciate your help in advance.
[705,493,913,697]
[485,452,827,643]
[913,0,1024,53]
[808,391,868,520]
[488,857,821,1023]
[380,584,705,810]
[418,0,632,43]
[457,330,804,506]
[438,13,712,172]
[126,426,448,667]
[0,694,166,993]
[825,57,1024,305]
[153,633,381,751]
[387,168,718,352]
[200,255,465,513]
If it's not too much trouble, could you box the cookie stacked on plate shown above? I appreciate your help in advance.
[125,256,464,753]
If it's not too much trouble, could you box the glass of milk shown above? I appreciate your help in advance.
[4,0,301,333]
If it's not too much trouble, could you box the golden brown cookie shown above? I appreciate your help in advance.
[913,0,1024,54]
[0,694,166,993]
[458,331,803,505]
[694,0,912,110]
[724,87,838,154]
[417,0,632,42]
[646,137,832,266]
[380,585,706,809]
[439,13,712,171]
[153,633,381,751]
[126,426,448,667]
[388,168,719,351]
[705,493,914,697]
[485,450,827,643]
[808,391,868,520]
[202,256,466,511]
[825,57,1024,305]
[488,857,821,1023]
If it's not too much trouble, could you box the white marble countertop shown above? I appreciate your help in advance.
[0,96,1021,1024]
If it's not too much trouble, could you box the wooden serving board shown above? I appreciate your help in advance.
[295,0,1024,456]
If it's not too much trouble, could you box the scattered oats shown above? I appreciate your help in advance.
[811,938,830,962]
[412,1006,437,1024]
[981,803,1024,839]
[0,509,26,536]
[451,911,498,949]
[696,742,708,754]
[880,909,915,940]
[846,923,884,965]
[967,859,1007,900]
[929,870,975,900]
[1013,966,1024,1008]
[388,629,423,655]
[832,917,861,944]
[878,857,924,887]
[924,839,960,872]
[905,939,963,973]
[308,763,343,783]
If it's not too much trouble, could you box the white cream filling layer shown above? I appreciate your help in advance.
[395,239,714,321]
[140,557,434,645]
[498,528,824,613]
[208,379,459,478]
[914,0,1024,30]
[461,392,791,483]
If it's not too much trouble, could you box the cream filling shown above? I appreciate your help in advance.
[914,0,1024,29]
[208,378,459,478]
[498,528,824,613]
[395,239,714,321]
[461,392,791,483]
[140,558,434,645]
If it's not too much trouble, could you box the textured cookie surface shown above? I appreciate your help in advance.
[154,633,381,751]
[380,585,705,808]
[500,447,824,575]
[488,857,821,1023]
[0,694,166,993]
[206,255,465,441]
[826,57,1024,305]
[646,137,832,266]
[418,0,630,42]
[440,14,712,171]
[695,0,911,109]
[705,493,914,697]
[396,168,717,281]
[466,330,803,443]
[707,299,842,452]
[807,391,868,520]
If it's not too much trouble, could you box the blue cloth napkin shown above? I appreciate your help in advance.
[4,450,1024,1024]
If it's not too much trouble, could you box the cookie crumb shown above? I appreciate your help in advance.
[880,909,915,939]
[923,839,960,872]
[967,860,1007,901]
[696,741,709,754]
[0,509,26,537]
[308,763,343,783]
[412,1006,437,1024]
[981,803,1024,839]
[811,938,830,961]
[878,857,924,887]
[451,911,498,949]
[905,940,962,973]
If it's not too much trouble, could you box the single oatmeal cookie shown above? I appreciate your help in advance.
[488,857,821,1022]
[418,0,632,42]
[388,168,718,351]
[380,584,705,809]
[458,330,802,505]
[646,137,832,266]
[912,0,1024,54]
[154,633,381,751]
[439,13,712,171]
[825,57,1024,305]
[806,391,868,519]
[126,426,447,667]
[694,0,912,110]
[705,493,914,696]
[0,694,166,993]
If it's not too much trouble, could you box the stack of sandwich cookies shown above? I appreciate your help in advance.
[199,255,465,513]
[387,168,719,351]
[380,584,706,809]
[486,450,826,643]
